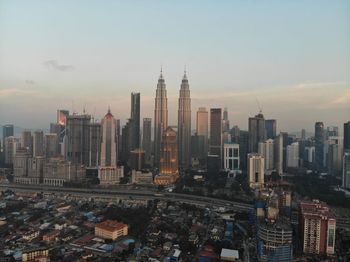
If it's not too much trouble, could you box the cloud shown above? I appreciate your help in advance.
[294,81,349,90]
[25,80,36,85]
[0,88,38,97]
[331,90,350,105]
[43,60,75,71]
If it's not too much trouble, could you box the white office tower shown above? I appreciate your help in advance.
[343,151,350,189]
[258,139,274,174]
[224,143,240,171]
[287,142,299,168]
[274,133,283,175]
[248,153,265,189]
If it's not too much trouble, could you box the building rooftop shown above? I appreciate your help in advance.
[300,199,335,220]
[95,220,127,232]
[221,248,239,259]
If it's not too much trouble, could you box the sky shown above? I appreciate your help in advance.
[0,0,349,133]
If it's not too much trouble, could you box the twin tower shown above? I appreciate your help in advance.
[154,69,191,172]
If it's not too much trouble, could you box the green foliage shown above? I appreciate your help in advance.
[289,174,349,208]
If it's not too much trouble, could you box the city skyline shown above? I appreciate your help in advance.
[0,0,349,132]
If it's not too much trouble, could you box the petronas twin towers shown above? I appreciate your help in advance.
[154,69,191,171]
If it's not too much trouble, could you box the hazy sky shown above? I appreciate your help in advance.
[0,0,349,133]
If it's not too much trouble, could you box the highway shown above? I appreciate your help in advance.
[0,183,253,212]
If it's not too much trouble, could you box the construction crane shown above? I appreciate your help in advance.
[255,98,263,114]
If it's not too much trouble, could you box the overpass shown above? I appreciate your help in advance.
[0,183,253,212]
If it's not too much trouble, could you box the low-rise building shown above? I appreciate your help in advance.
[95,220,128,240]
[131,170,153,184]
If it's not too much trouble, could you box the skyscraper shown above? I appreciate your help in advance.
[287,142,299,168]
[100,108,118,167]
[65,114,91,165]
[265,119,276,139]
[21,130,33,155]
[258,139,274,172]
[33,130,44,157]
[44,133,59,158]
[177,71,191,169]
[274,133,283,175]
[248,113,266,153]
[343,151,350,189]
[142,118,152,165]
[326,126,339,138]
[2,124,14,148]
[344,121,350,151]
[4,136,17,165]
[154,69,168,167]
[57,109,69,126]
[121,119,133,163]
[89,122,101,167]
[315,122,324,171]
[160,127,178,175]
[196,107,209,158]
[209,108,222,159]
[248,153,265,189]
[222,107,230,132]
[131,92,140,150]
[223,143,240,171]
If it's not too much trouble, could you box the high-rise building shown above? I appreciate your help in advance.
[223,143,240,171]
[57,110,69,125]
[160,127,178,175]
[209,108,222,161]
[305,146,315,165]
[265,119,276,139]
[274,133,283,175]
[248,153,264,189]
[222,107,230,132]
[239,130,249,170]
[33,130,44,157]
[142,118,152,165]
[230,125,240,143]
[44,133,59,158]
[131,92,140,150]
[287,142,299,168]
[248,113,266,153]
[177,71,191,169]
[257,221,293,262]
[2,124,14,148]
[130,149,145,171]
[325,136,343,175]
[65,114,91,165]
[100,108,118,167]
[4,136,17,165]
[343,151,350,189]
[258,139,274,172]
[344,121,350,151]
[89,122,101,167]
[21,130,33,155]
[301,129,306,140]
[154,69,168,167]
[315,122,325,171]
[196,107,209,158]
[300,200,336,255]
[121,119,132,163]
[326,126,338,138]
